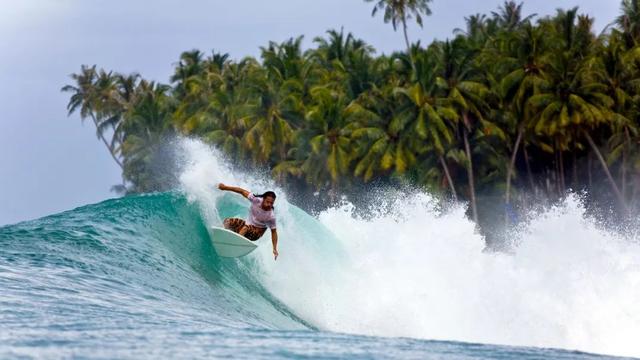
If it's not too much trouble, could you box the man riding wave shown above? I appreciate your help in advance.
[217,183,279,260]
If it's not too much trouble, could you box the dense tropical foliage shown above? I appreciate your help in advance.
[64,1,640,225]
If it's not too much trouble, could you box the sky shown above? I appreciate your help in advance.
[0,0,621,226]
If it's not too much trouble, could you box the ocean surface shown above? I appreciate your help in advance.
[1,139,639,359]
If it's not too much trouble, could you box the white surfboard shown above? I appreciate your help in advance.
[208,226,258,258]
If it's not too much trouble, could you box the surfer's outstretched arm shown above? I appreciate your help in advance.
[271,229,278,260]
[218,183,250,198]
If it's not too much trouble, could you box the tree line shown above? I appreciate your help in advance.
[63,1,640,224]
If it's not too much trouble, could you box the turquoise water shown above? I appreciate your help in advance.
[0,191,636,359]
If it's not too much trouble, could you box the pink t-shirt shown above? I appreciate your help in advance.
[247,193,277,229]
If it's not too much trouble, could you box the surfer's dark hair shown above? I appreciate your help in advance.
[254,191,276,200]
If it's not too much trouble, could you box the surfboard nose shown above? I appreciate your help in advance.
[208,226,258,258]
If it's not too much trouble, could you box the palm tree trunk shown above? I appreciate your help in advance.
[633,170,639,211]
[101,136,124,169]
[505,126,523,225]
[401,17,412,62]
[91,114,124,170]
[623,127,631,199]
[524,145,535,192]
[572,149,578,188]
[439,155,458,201]
[401,15,418,76]
[588,152,593,189]
[505,125,524,206]
[559,149,565,192]
[463,128,478,224]
[554,148,561,196]
[621,150,627,199]
[584,131,627,213]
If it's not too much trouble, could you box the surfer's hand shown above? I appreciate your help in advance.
[273,248,279,260]
[218,183,226,190]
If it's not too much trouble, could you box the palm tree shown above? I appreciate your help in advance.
[312,29,376,98]
[313,28,357,66]
[62,65,124,170]
[172,58,223,135]
[244,39,307,164]
[206,50,230,72]
[592,33,640,200]
[261,37,308,81]
[348,83,418,185]
[616,0,640,47]
[437,38,495,223]
[202,60,255,162]
[394,49,460,199]
[548,7,593,59]
[497,23,548,211]
[170,49,205,99]
[454,14,492,50]
[528,50,626,210]
[364,0,433,61]
[107,73,141,157]
[120,81,174,193]
[301,86,359,191]
[491,1,536,31]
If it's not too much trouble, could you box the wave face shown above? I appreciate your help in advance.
[1,138,639,359]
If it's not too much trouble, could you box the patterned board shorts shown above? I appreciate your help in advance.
[223,218,267,241]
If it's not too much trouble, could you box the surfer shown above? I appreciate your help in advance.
[217,183,279,260]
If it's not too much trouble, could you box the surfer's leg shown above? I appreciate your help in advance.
[224,218,246,233]
[242,225,266,241]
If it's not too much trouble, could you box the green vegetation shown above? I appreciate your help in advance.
[63,1,640,223]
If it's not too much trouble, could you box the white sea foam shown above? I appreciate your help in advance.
[177,137,286,222]
[177,138,240,223]
[178,137,640,358]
